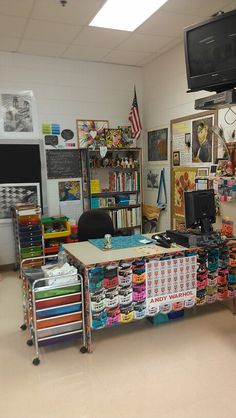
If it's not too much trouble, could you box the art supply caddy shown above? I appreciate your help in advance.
[20,253,86,365]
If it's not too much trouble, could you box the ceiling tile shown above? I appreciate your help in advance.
[0,0,34,18]
[102,50,152,66]
[31,0,106,26]
[18,40,68,57]
[160,0,232,17]
[62,44,110,61]
[117,33,174,53]
[0,37,20,52]
[137,11,204,37]
[24,19,82,43]
[0,15,27,37]
[73,26,130,49]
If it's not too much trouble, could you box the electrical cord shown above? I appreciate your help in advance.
[224,106,236,125]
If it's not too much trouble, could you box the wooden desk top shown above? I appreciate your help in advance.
[64,235,187,267]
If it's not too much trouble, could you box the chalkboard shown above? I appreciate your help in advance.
[46,149,81,179]
[0,144,41,183]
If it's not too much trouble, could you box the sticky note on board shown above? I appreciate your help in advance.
[51,124,60,135]
[42,123,51,134]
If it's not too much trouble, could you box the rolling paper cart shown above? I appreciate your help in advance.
[21,255,87,365]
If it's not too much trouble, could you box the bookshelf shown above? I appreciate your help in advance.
[79,148,142,234]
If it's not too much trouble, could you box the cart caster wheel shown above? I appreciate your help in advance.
[80,346,87,354]
[32,358,40,366]
[20,324,27,331]
[27,339,33,346]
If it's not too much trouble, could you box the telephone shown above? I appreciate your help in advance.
[151,233,173,248]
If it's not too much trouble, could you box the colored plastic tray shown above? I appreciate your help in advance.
[35,284,81,300]
[37,320,82,339]
[35,292,81,309]
[38,330,82,346]
[36,312,82,329]
[36,302,82,319]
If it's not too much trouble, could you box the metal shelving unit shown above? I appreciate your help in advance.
[79,147,143,235]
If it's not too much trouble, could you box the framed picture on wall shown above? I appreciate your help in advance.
[0,90,39,139]
[77,119,109,148]
[0,183,40,221]
[173,151,180,166]
[148,128,168,161]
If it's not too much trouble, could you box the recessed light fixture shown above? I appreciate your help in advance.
[89,0,168,32]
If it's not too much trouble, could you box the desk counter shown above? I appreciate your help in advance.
[64,239,187,267]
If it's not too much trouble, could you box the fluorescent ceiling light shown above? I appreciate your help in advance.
[89,0,168,32]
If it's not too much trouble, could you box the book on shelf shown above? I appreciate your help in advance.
[108,171,138,192]
[90,179,101,194]
[108,207,141,229]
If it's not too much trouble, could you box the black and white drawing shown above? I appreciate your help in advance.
[146,169,159,189]
[0,183,40,220]
[0,90,38,138]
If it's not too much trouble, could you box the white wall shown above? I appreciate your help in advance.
[143,43,213,231]
[0,51,142,265]
[143,43,236,233]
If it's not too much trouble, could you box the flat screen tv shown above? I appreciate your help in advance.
[184,9,236,93]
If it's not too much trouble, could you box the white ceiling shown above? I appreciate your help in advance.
[0,0,236,66]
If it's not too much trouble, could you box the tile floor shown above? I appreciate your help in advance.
[1,271,236,418]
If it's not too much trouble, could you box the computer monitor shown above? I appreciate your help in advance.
[184,189,216,234]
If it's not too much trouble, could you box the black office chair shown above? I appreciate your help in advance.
[77,209,114,242]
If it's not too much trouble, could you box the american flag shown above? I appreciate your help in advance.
[128,87,142,140]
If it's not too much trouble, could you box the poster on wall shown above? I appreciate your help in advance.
[0,90,39,139]
[192,117,213,163]
[172,167,198,226]
[148,128,168,161]
[58,180,83,222]
[172,120,192,165]
[0,183,40,221]
[171,111,216,167]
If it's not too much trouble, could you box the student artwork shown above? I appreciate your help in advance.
[148,128,168,161]
[77,119,108,148]
[104,128,123,148]
[58,181,80,201]
[118,125,135,147]
[0,183,40,220]
[0,90,38,138]
[192,117,213,163]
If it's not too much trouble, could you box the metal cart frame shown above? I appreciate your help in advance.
[21,255,87,365]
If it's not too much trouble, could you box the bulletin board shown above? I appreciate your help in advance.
[171,110,218,167]
[170,110,218,228]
